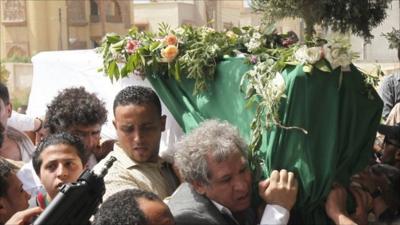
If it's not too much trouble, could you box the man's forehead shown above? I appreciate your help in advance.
[207,152,247,176]
[68,124,102,132]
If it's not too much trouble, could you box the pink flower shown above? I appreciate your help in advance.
[250,55,258,64]
[125,39,140,54]
[164,34,178,46]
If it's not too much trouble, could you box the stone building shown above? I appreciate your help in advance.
[133,0,301,41]
[0,0,133,59]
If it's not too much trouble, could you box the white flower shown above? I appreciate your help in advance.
[245,35,263,53]
[271,72,285,96]
[209,44,219,55]
[174,27,185,36]
[322,36,358,71]
[253,32,262,39]
[323,44,353,70]
[295,46,322,65]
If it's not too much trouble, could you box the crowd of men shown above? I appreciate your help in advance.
[0,81,399,225]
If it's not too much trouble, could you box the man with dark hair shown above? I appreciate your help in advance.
[45,87,109,167]
[0,82,35,162]
[31,132,87,207]
[94,86,179,200]
[17,87,109,203]
[377,123,400,169]
[94,189,175,225]
[0,158,42,224]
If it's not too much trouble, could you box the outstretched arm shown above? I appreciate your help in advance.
[325,184,357,225]
[5,207,43,225]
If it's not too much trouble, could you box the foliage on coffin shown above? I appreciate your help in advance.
[98,24,378,166]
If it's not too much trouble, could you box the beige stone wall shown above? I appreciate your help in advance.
[134,2,182,31]
[4,62,33,106]
[1,0,132,58]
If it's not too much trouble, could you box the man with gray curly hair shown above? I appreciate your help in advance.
[168,119,298,225]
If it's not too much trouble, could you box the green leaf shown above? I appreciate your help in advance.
[127,55,135,72]
[314,60,331,73]
[245,95,257,108]
[121,65,128,77]
[107,61,117,78]
[303,65,312,73]
[106,33,121,44]
[232,27,242,35]
[285,61,298,66]
[140,55,146,67]
[245,87,255,99]
[113,63,120,80]
[110,40,124,51]
[150,41,162,52]
[174,61,181,81]
[133,53,140,67]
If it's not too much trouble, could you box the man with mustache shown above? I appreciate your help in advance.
[94,86,179,200]
[168,119,298,225]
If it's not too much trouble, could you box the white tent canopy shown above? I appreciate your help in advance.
[28,49,183,159]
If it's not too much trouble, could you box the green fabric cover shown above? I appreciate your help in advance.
[148,57,383,224]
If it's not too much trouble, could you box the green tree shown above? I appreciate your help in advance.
[250,0,392,40]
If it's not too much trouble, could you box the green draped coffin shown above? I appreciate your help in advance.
[148,57,382,224]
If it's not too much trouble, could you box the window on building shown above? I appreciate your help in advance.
[67,0,86,25]
[90,0,99,22]
[6,42,29,58]
[90,0,99,16]
[6,44,28,58]
[1,0,26,25]
[106,0,122,23]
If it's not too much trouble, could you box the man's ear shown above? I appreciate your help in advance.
[6,103,12,118]
[0,198,7,215]
[191,180,207,195]
[395,150,400,161]
[160,115,166,132]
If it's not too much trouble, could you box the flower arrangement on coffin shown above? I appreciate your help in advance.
[239,29,378,155]
[98,24,378,163]
[99,23,304,94]
[98,23,238,94]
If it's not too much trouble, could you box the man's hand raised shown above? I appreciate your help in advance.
[258,169,299,210]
